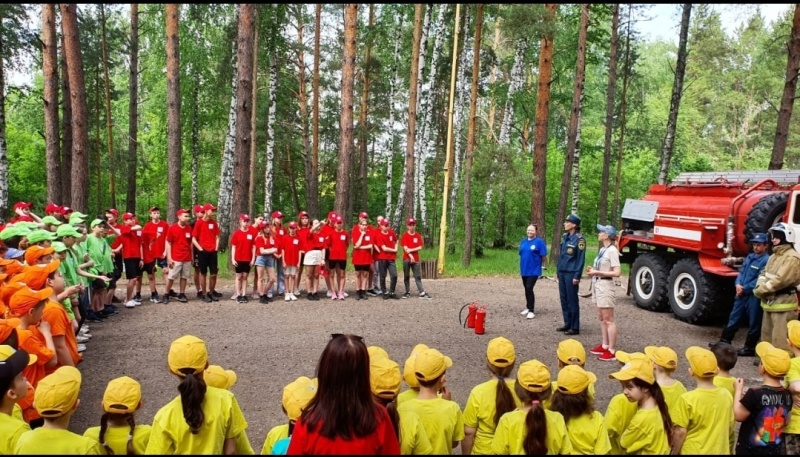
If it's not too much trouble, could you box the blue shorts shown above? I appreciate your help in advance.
[255,255,274,268]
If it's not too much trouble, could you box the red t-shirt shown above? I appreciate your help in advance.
[166,223,193,262]
[328,229,349,261]
[287,404,401,455]
[307,230,327,250]
[143,220,170,259]
[230,229,256,263]
[256,235,279,257]
[9,215,34,224]
[192,218,221,252]
[141,230,157,263]
[375,229,398,261]
[282,234,302,267]
[400,231,423,262]
[297,226,310,251]
[351,230,374,266]
[117,225,143,260]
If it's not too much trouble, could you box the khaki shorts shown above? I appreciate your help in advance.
[285,266,298,276]
[167,261,192,280]
[592,279,616,308]
[303,250,324,266]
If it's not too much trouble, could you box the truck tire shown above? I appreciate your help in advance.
[745,192,788,240]
[668,258,723,325]
[630,253,671,312]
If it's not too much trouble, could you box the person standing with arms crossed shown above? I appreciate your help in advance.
[556,214,586,336]
[191,204,221,303]
[586,224,621,361]
[518,224,547,320]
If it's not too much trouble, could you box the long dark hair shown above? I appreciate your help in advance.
[488,361,517,428]
[549,388,594,423]
[629,378,673,446]
[177,369,206,434]
[98,412,137,455]
[374,395,401,441]
[302,334,379,439]
[514,383,551,455]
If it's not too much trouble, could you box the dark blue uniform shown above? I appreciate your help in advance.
[557,231,586,333]
[720,251,769,349]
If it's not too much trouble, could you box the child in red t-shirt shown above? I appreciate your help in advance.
[327,216,349,300]
[254,222,277,304]
[114,213,144,308]
[376,219,400,299]
[282,222,302,302]
[352,219,374,300]
[400,218,431,300]
[230,214,256,303]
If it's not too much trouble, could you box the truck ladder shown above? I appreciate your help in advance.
[673,170,800,186]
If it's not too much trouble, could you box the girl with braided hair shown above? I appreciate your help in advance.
[83,377,151,454]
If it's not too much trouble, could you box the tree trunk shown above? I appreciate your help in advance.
[95,65,103,214]
[598,4,619,224]
[60,32,73,202]
[309,3,321,218]
[356,4,374,213]
[612,5,632,225]
[43,4,62,205]
[296,5,312,217]
[126,3,139,213]
[100,4,116,209]
[165,4,182,223]
[231,3,255,235]
[486,20,501,136]
[769,4,800,170]
[448,10,472,254]
[0,12,7,214]
[462,4,483,267]
[248,7,259,215]
[60,4,90,213]
[219,6,240,240]
[263,47,277,213]
[333,4,358,218]
[285,144,300,214]
[531,4,557,235]
[551,3,589,261]
[412,4,431,220]
[384,13,404,219]
[191,72,199,208]
[658,3,691,185]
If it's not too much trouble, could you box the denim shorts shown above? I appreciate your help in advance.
[255,255,274,268]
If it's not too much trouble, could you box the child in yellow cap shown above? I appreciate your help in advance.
[609,356,672,454]
[397,343,429,405]
[549,365,611,454]
[0,346,34,454]
[732,341,792,455]
[491,359,572,455]
[644,345,687,413]
[261,376,317,455]
[670,346,734,455]
[604,351,647,454]
[83,376,152,454]
[786,320,800,454]
[370,355,433,455]
[544,339,595,409]
[462,336,521,455]
[397,347,464,454]
[14,365,102,454]
[145,335,250,454]
[708,341,737,398]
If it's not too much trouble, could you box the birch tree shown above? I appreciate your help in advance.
[333,4,358,217]
[247,7,259,215]
[309,3,321,218]
[231,4,255,235]
[612,4,633,224]
[384,12,403,218]
[569,5,590,215]
[463,4,483,267]
[126,3,138,213]
[165,4,182,222]
[292,5,313,217]
[218,6,240,238]
[263,38,278,213]
[412,4,432,219]
[598,4,619,224]
[356,4,375,213]
[769,4,800,170]
[448,11,472,253]
[43,4,62,205]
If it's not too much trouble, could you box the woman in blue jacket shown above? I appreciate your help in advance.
[519,224,547,319]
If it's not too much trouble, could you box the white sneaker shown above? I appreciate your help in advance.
[82,325,90,332]
[77,344,87,353]
[343,292,349,298]
[526,311,535,319]
[77,335,90,343]
[326,290,333,298]
[290,293,298,301]
[521,309,530,315]
[133,298,142,305]
[285,294,291,302]
[230,294,238,301]
[125,300,137,309]
[79,332,92,339]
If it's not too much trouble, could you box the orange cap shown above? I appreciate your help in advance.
[4,261,25,278]
[1,282,28,310]
[15,260,60,291]
[0,318,20,342]
[9,287,53,317]
[24,246,55,266]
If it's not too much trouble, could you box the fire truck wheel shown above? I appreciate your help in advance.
[668,258,721,324]
[630,253,671,312]
[745,192,788,240]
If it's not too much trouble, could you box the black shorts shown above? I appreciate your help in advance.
[113,254,123,280]
[324,248,330,261]
[354,264,370,272]
[197,250,219,275]
[91,277,107,290]
[124,258,141,280]
[192,247,200,268]
[235,263,251,274]
[328,259,347,270]
[156,257,168,269]
[142,261,156,275]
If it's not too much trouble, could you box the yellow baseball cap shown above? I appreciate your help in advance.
[403,344,429,388]
[0,343,37,365]
[756,342,791,377]
[370,357,401,399]
[685,346,719,377]
[615,351,647,364]
[282,376,318,421]
[368,346,389,361]
[102,376,141,414]
[644,346,678,369]
[556,365,596,395]
[34,366,81,417]
[486,337,516,368]
[788,321,800,347]
[609,358,655,384]
[517,360,551,393]
[557,339,586,365]
[168,335,208,377]
[414,348,453,382]
[204,365,238,390]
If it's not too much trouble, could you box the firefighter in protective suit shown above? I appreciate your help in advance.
[753,222,800,350]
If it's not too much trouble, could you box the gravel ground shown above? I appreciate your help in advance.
[68,275,760,452]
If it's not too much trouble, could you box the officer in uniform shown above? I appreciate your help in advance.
[556,213,586,335]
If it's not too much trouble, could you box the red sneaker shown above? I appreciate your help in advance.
[589,344,606,355]
[598,349,617,362]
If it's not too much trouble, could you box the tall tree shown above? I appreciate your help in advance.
[231,3,255,234]
[60,32,73,201]
[308,3,321,218]
[611,4,633,224]
[333,4,358,218]
[43,4,62,205]
[769,4,800,170]
[356,4,375,213]
[100,4,116,209]
[598,4,619,225]
[219,5,240,241]
[294,5,312,217]
[658,3,692,184]
[568,4,589,215]
[247,7,259,215]
[126,3,139,213]
[60,4,90,212]
[448,9,471,254]
[262,21,278,214]
[165,4,182,222]
[384,11,404,219]
[462,4,483,267]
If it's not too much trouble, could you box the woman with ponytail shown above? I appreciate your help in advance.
[83,376,151,455]
[145,335,250,455]
[462,337,521,454]
[609,357,672,454]
[491,360,572,455]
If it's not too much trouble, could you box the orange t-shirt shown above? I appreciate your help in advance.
[42,299,81,372]
[14,325,54,423]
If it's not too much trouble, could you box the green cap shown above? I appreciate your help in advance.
[16,222,39,231]
[51,241,68,253]
[90,218,108,229]
[68,211,88,225]
[56,224,82,238]
[0,225,25,240]
[41,216,63,226]
[26,229,57,244]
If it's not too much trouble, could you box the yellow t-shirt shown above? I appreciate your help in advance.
[620,407,670,454]
[544,380,596,410]
[784,357,800,434]
[713,375,735,398]
[565,410,611,455]
[659,379,687,414]
[83,424,152,455]
[15,427,102,454]
[12,403,23,421]
[144,386,249,455]
[397,397,465,455]
[397,388,420,405]
[0,411,30,454]
[604,392,638,455]
[234,428,255,455]
[399,408,433,455]
[462,378,521,455]
[262,423,289,454]
[491,408,572,455]
[671,386,733,454]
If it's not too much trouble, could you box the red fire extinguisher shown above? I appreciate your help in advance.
[460,303,478,328]
[474,307,487,335]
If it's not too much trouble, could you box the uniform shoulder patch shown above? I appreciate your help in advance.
[578,239,586,251]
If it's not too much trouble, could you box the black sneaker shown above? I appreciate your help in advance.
[86,312,102,323]
[211,290,223,298]
[356,291,362,300]
[401,293,411,299]
[237,295,245,303]
[133,293,142,301]
[210,293,219,302]
[150,294,161,303]
[177,293,188,303]
[367,289,379,297]
[242,295,249,303]
[101,307,118,316]
[419,292,432,300]
[162,295,170,304]
[168,289,178,298]
[362,291,368,300]
[383,293,389,300]
[389,292,399,300]
[259,295,270,304]
[203,294,213,303]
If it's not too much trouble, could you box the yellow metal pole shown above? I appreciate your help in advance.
[437,4,461,276]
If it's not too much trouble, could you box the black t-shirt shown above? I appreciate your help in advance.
[735,385,792,455]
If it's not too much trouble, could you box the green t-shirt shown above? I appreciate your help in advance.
[84,235,114,274]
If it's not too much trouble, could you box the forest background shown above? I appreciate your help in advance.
[1,4,799,268]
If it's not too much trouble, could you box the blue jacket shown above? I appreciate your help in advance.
[557,231,586,281]
[737,251,768,294]
[519,236,547,276]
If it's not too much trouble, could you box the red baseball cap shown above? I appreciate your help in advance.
[406,218,417,225]
[257,221,269,229]
[298,211,309,218]
[288,221,298,229]
[13,202,32,211]
[240,214,251,222]
[60,206,72,215]
[379,219,390,227]
[333,215,343,224]
[271,211,284,219]
[106,208,118,217]
[45,203,61,214]
[359,211,369,219]
[122,212,135,221]
[193,205,203,214]
[176,209,189,217]
[149,206,160,212]
[202,203,217,212]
